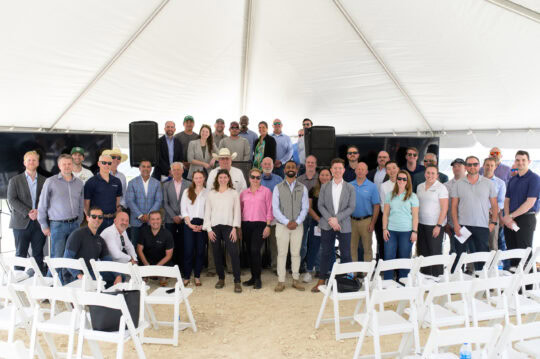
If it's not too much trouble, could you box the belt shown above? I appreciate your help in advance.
[102,213,116,219]
[351,215,372,221]
[51,217,78,223]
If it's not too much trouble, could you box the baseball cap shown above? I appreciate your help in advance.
[451,158,466,166]
[70,147,85,156]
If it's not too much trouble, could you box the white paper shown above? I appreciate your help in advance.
[314,225,321,236]
[512,223,520,232]
[454,226,472,244]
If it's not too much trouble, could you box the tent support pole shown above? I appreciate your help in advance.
[485,0,540,23]
[47,0,171,132]
[332,0,434,135]
[239,0,253,115]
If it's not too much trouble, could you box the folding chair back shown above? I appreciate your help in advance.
[368,286,420,308]
[136,264,182,281]
[1,256,31,284]
[415,253,456,284]
[451,250,495,280]
[489,248,532,276]
[470,276,513,326]
[0,340,29,359]
[90,259,138,291]
[45,257,95,290]
[495,322,540,358]
[0,285,32,343]
[524,247,540,274]
[420,280,472,329]
[372,258,416,288]
[421,324,502,358]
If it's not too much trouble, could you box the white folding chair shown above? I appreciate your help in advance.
[414,253,456,286]
[524,246,540,274]
[495,322,540,359]
[417,280,472,330]
[371,258,416,289]
[413,324,502,359]
[26,286,81,359]
[136,265,196,346]
[76,290,146,359]
[507,269,540,325]
[314,261,376,340]
[90,259,139,292]
[488,248,531,277]
[45,257,98,291]
[0,255,51,287]
[520,270,540,303]
[353,286,421,359]
[0,340,30,359]
[450,250,496,281]
[447,276,512,327]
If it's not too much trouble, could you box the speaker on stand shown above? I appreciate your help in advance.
[129,121,159,167]
[304,126,336,168]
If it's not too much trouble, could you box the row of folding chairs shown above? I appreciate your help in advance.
[0,254,197,358]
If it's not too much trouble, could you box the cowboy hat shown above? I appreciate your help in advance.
[102,148,128,163]
[212,147,237,160]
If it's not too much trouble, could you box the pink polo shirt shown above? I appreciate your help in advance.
[240,186,273,223]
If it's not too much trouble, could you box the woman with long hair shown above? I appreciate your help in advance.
[180,170,208,286]
[187,124,218,179]
[309,168,332,292]
[203,169,242,292]
[382,170,419,280]
[416,164,448,276]
[240,168,273,289]
[253,121,277,170]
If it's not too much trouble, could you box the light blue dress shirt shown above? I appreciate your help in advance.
[25,172,37,209]
[272,133,293,164]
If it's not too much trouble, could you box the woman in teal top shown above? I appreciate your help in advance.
[382,170,419,280]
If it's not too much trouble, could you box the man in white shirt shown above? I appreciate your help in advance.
[101,211,137,263]
[71,147,93,184]
[206,148,247,194]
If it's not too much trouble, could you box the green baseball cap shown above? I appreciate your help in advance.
[184,115,194,123]
[70,147,85,156]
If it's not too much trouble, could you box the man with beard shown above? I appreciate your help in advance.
[154,121,184,181]
[70,147,93,184]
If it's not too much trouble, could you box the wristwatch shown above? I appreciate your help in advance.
[490,221,497,225]
[436,224,443,228]
[412,230,417,233]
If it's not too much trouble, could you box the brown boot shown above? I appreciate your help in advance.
[274,282,285,292]
[234,283,242,293]
[292,279,305,291]
[215,279,225,289]
[311,279,325,293]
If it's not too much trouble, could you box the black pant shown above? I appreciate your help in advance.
[465,225,490,271]
[417,224,444,276]
[374,213,384,261]
[505,213,536,267]
[12,220,46,274]
[165,222,184,273]
[242,221,266,280]
[211,225,241,282]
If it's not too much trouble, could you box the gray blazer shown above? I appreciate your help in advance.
[318,180,356,233]
[186,140,218,180]
[162,179,192,224]
[7,172,46,229]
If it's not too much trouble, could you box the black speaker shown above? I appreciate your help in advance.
[129,121,159,167]
[305,126,336,167]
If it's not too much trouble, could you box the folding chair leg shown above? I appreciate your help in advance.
[173,302,179,347]
[315,293,329,329]
[145,304,159,330]
[183,297,197,332]
[373,333,382,359]
[352,324,369,359]
[333,294,341,340]
[116,324,125,359]
[43,333,60,359]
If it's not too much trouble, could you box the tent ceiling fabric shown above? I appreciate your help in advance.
[1,0,539,136]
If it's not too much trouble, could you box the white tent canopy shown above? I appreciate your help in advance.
[1,0,540,146]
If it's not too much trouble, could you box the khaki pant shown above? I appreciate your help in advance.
[351,218,373,262]
[276,223,303,282]
[488,221,499,251]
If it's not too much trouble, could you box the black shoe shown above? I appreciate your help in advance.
[254,279,262,289]
[243,278,256,287]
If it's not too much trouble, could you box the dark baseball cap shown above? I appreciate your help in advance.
[451,158,466,166]
[215,118,224,124]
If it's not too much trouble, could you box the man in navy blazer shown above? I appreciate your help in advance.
[127,160,163,247]
[7,150,47,273]
[153,121,184,181]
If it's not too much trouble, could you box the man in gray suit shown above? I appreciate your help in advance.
[313,158,356,292]
[7,151,46,273]
[162,162,192,270]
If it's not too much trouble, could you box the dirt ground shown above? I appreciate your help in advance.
[5,271,458,358]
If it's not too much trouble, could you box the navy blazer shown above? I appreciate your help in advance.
[153,135,184,180]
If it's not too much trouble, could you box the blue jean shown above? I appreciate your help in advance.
[300,217,312,267]
[97,217,114,234]
[384,230,413,280]
[182,219,206,279]
[50,221,79,258]
[306,221,321,272]
[13,220,46,274]
[320,230,352,280]
[498,225,510,270]
[130,224,147,248]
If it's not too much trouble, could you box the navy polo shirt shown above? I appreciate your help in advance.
[349,178,380,217]
[506,170,540,213]
[84,173,122,214]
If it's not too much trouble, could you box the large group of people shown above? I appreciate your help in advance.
[6,115,540,295]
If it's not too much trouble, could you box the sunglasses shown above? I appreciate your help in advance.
[250,175,261,180]
[230,126,239,130]
[490,151,501,156]
[397,177,408,182]
[466,163,480,167]
[347,151,359,155]
[298,134,304,137]
[424,159,435,163]
[407,153,418,157]
[110,156,120,160]
[90,214,103,219]
[273,122,282,126]
[100,161,112,165]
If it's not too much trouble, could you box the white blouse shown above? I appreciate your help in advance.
[180,188,208,220]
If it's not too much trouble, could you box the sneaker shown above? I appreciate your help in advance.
[274,282,285,292]
[302,271,313,283]
[243,278,256,287]
[234,283,242,293]
[292,279,305,291]
[215,279,225,289]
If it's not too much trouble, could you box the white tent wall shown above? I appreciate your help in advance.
[1,0,539,136]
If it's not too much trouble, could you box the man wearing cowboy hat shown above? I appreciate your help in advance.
[153,121,184,182]
[206,148,247,194]
[102,148,128,208]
